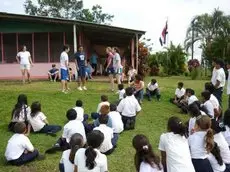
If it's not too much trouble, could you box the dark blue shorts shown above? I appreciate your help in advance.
[107,67,115,74]
[78,66,86,77]
[61,69,68,80]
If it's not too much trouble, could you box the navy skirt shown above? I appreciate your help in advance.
[192,158,214,172]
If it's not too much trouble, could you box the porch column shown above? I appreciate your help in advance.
[48,32,50,62]
[1,33,3,63]
[63,32,66,45]
[16,33,19,52]
[136,33,139,73]
[131,38,135,68]
[32,33,35,62]
[73,24,77,52]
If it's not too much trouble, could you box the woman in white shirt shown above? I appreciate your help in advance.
[159,116,195,172]
[8,94,30,132]
[59,133,84,172]
[27,101,61,136]
[188,115,214,172]
[74,130,108,172]
[112,47,122,85]
[133,134,163,172]
[16,45,33,84]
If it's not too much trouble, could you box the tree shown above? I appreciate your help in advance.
[24,0,114,24]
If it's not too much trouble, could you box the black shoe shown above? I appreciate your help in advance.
[45,144,61,154]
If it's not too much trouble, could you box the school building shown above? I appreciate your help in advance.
[0,12,145,79]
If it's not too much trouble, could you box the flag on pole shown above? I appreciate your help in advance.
[159,21,168,46]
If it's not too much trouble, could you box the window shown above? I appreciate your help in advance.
[50,32,63,62]
[34,33,48,62]
[3,33,17,63]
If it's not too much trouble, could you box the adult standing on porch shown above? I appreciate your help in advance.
[105,47,115,91]
[211,58,226,106]
[75,45,87,91]
[16,45,33,84]
[112,47,122,85]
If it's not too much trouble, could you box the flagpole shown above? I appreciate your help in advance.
[166,17,169,75]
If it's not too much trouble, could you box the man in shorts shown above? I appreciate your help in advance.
[60,45,70,93]
[16,45,33,84]
[75,46,87,91]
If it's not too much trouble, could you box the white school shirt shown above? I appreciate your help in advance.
[5,134,34,161]
[227,69,230,95]
[73,106,84,122]
[17,51,31,65]
[27,112,47,132]
[108,111,124,133]
[188,112,207,136]
[74,148,108,172]
[202,100,214,118]
[214,133,230,164]
[60,51,69,70]
[113,52,121,70]
[117,89,125,100]
[158,132,195,172]
[211,67,217,86]
[96,101,110,113]
[60,149,74,172]
[93,124,113,153]
[117,95,141,117]
[223,125,230,146]
[11,106,31,122]
[175,88,185,99]
[139,162,163,172]
[62,120,86,144]
[188,95,198,105]
[210,94,220,110]
[188,131,208,159]
[212,68,226,88]
[208,153,226,172]
[147,82,159,91]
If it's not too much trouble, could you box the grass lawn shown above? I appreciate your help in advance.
[0,76,228,172]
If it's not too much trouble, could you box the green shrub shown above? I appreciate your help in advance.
[190,67,201,80]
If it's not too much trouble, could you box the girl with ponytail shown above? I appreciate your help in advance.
[74,130,108,172]
[188,115,214,172]
[158,116,195,172]
[132,134,163,172]
[59,133,84,172]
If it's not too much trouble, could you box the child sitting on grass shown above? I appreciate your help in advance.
[94,114,116,155]
[73,100,85,122]
[108,104,124,134]
[8,94,30,132]
[201,91,214,118]
[145,78,161,101]
[116,84,125,100]
[27,101,62,136]
[46,109,86,153]
[117,87,142,130]
[91,95,110,120]
[5,122,44,166]
[130,75,145,104]
[180,88,198,114]
[59,133,84,172]
[170,82,185,105]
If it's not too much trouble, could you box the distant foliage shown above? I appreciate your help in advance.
[137,42,150,77]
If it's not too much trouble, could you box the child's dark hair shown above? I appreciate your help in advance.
[125,87,134,96]
[188,103,201,117]
[205,82,215,94]
[110,104,117,111]
[14,122,27,134]
[215,58,224,67]
[211,119,226,134]
[132,134,162,171]
[101,95,108,102]
[99,114,109,124]
[76,100,83,107]
[223,109,230,128]
[211,142,224,166]
[151,79,157,84]
[118,84,124,90]
[31,101,41,117]
[178,82,184,88]
[167,116,186,137]
[100,105,110,115]
[135,75,142,81]
[69,133,84,164]
[186,88,195,95]
[85,130,104,170]
[196,115,214,153]
[11,94,28,120]
[66,109,77,120]
[52,64,56,68]
[63,44,69,51]
[201,91,211,101]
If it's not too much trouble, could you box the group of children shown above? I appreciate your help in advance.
[4,86,142,171]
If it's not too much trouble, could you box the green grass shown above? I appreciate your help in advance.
[0,76,227,172]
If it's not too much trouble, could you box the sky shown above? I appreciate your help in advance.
[1,0,230,59]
